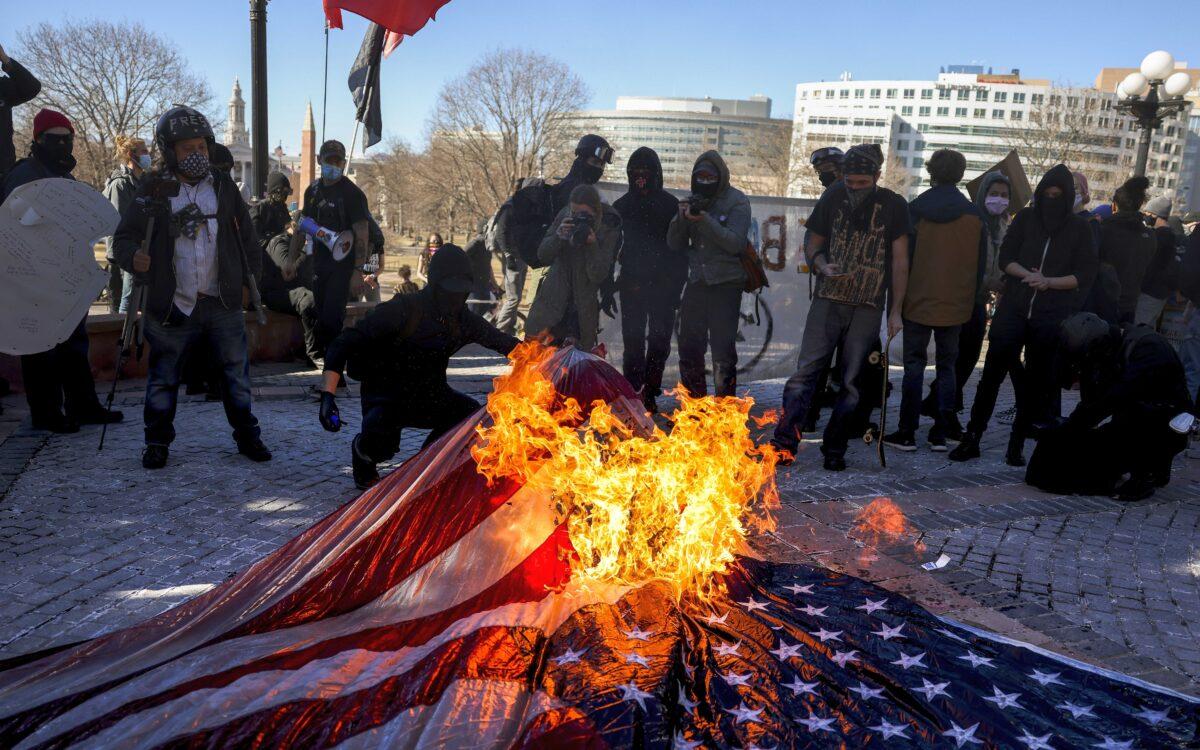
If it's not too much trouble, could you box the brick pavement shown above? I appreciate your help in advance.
[1,349,1197,698]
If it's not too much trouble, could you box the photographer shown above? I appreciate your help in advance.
[2,108,121,434]
[1026,314,1190,501]
[261,211,321,367]
[667,151,752,398]
[112,105,270,469]
[317,244,518,489]
[103,135,151,313]
[525,184,622,350]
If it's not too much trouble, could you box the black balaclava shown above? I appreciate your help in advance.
[1035,164,1076,235]
[818,169,839,188]
[32,135,76,176]
[691,161,720,199]
[572,134,611,185]
[426,243,474,319]
[626,146,663,198]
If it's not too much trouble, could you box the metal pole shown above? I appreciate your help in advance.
[249,0,269,198]
[322,23,330,143]
[1134,125,1153,178]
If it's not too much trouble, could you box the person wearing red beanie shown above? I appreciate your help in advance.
[32,107,73,138]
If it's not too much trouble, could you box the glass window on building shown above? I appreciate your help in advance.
[913,157,925,168]
[957,89,970,100]
[919,106,931,116]
[994,91,1008,103]
[992,109,1004,119]
[870,88,881,98]
[886,88,898,98]
[855,89,865,98]
[915,140,925,150]
[921,89,933,100]
[937,106,950,116]
[1031,93,1044,106]
[1010,110,1023,120]
[840,89,849,99]
[825,90,835,99]
[898,122,911,133]
[903,88,915,99]
[1013,92,1026,104]
[900,157,909,167]
[977,90,989,101]
[901,106,913,116]
[939,88,951,100]
[974,108,986,118]
[955,107,967,117]
[897,140,909,151]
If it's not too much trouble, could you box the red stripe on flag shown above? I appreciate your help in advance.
[323,0,450,37]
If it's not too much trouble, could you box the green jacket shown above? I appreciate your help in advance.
[666,150,751,287]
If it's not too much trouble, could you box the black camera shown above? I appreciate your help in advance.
[569,211,593,247]
[686,195,707,217]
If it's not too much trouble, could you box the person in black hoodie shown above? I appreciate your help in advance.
[318,244,518,489]
[113,106,269,469]
[1135,196,1180,328]
[612,147,684,413]
[1084,177,1155,326]
[0,43,40,180]
[950,164,1098,465]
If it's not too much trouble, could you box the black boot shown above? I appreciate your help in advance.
[1005,432,1026,467]
[948,430,981,462]
[352,435,381,490]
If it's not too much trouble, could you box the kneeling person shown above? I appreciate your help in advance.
[318,244,518,489]
[1026,313,1191,501]
[261,211,321,366]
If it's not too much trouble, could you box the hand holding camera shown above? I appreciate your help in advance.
[681,195,706,222]
[558,212,596,247]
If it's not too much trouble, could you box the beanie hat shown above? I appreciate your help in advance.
[33,108,73,138]
[1145,196,1172,219]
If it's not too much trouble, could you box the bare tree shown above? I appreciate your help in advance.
[1003,86,1111,193]
[880,151,916,198]
[740,120,800,197]
[423,48,589,223]
[15,20,213,187]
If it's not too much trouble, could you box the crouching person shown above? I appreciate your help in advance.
[1026,313,1191,501]
[317,245,518,489]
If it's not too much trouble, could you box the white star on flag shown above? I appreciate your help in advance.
[624,651,650,667]
[724,702,764,725]
[831,649,859,667]
[702,611,729,625]
[872,622,906,641]
[782,676,819,696]
[622,626,655,641]
[738,596,770,612]
[799,604,828,618]
[713,640,742,657]
[1017,730,1055,750]
[914,677,951,700]
[1058,702,1096,719]
[943,721,983,747]
[784,583,815,595]
[1093,738,1133,750]
[1133,706,1170,725]
[677,682,698,712]
[890,650,927,670]
[724,671,753,687]
[551,647,587,665]
[984,686,1023,710]
[769,641,803,661]
[618,682,654,711]
[849,682,885,701]
[1029,669,1064,686]
[856,597,888,613]
[936,627,969,643]
[958,651,995,669]
[869,719,910,739]
[797,712,837,733]
[672,732,703,750]
[810,627,843,643]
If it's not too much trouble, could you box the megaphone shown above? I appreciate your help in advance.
[297,216,354,261]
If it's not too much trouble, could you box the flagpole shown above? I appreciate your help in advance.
[345,55,376,177]
[322,22,330,143]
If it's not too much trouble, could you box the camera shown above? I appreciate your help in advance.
[569,211,593,247]
[686,195,707,217]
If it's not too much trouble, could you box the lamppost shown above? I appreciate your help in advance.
[1114,50,1192,178]
[249,0,269,198]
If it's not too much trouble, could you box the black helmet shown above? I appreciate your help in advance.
[154,106,215,167]
[810,146,844,166]
[1059,313,1114,359]
[575,134,613,164]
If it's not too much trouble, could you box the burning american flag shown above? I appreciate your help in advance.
[0,345,1197,748]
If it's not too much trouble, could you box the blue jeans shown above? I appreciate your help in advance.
[142,297,260,446]
[774,297,882,456]
[899,319,960,433]
[118,270,135,313]
[1179,309,1200,403]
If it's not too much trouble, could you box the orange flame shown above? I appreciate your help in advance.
[849,497,927,555]
[472,342,780,601]
[750,407,782,429]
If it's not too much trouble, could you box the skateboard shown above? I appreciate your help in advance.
[864,333,896,468]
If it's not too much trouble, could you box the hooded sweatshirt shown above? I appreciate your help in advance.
[666,151,752,287]
[903,183,986,326]
[973,171,1011,297]
[1097,211,1156,317]
[996,164,1098,320]
[325,244,518,388]
[103,164,142,261]
[612,147,685,291]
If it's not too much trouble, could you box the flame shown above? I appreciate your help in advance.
[472,342,780,601]
[849,497,927,555]
[750,407,781,429]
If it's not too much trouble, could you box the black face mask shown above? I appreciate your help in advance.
[1144,214,1158,228]
[630,169,652,195]
[1040,195,1068,228]
[691,175,720,199]
[578,161,604,185]
[32,139,76,176]
[818,170,838,188]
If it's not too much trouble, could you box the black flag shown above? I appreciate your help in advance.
[348,22,384,151]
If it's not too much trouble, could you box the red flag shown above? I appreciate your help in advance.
[323,0,450,37]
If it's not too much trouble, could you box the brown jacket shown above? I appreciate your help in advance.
[903,185,986,327]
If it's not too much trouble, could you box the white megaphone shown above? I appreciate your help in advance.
[297,216,354,261]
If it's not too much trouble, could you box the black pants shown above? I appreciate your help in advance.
[923,300,987,413]
[357,382,481,464]
[677,280,743,397]
[1027,409,1184,494]
[619,279,680,397]
[21,316,102,423]
[313,258,355,355]
[263,287,322,363]
[965,307,1057,437]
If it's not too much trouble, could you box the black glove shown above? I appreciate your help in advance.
[599,279,618,319]
[319,391,341,432]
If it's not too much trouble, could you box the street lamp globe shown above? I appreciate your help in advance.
[1120,71,1150,98]
[1164,71,1193,98]
[1141,50,1176,81]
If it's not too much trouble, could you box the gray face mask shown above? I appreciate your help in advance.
[846,185,874,210]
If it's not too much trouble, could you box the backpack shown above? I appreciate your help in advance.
[493,178,554,270]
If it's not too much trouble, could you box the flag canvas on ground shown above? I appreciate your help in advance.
[0,347,1197,748]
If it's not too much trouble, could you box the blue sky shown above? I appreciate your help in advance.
[6,0,1200,156]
